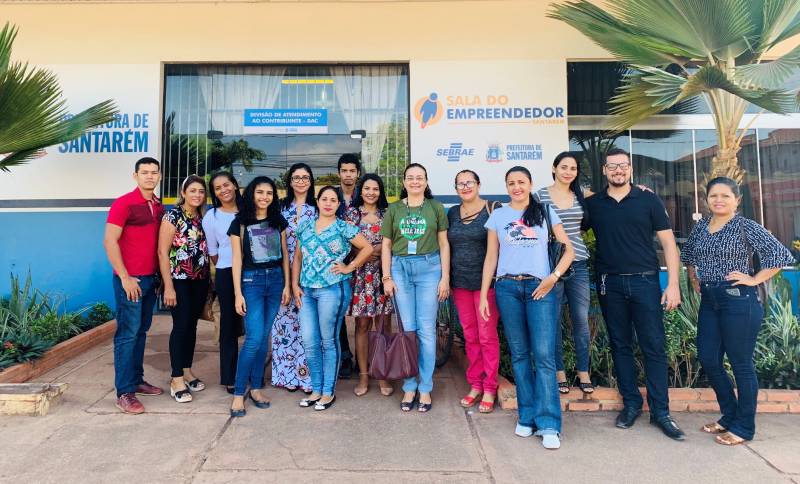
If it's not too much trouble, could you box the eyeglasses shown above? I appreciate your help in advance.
[404,176,426,182]
[455,180,477,190]
[291,175,311,183]
[605,162,631,171]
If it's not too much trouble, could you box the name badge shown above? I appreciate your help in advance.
[407,240,418,255]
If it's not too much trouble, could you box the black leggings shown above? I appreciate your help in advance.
[169,278,209,378]
[215,268,240,386]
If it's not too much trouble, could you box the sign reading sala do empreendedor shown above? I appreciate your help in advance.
[409,60,569,198]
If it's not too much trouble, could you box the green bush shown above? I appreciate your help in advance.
[0,272,111,370]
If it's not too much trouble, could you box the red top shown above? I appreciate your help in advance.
[107,188,164,277]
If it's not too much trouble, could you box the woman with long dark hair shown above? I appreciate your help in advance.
[158,175,210,403]
[535,151,594,394]
[202,171,244,393]
[227,176,291,416]
[271,163,317,393]
[447,169,501,413]
[480,166,574,449]
[345,174,395,397]
[682,177,794,445]
[293,186,373,410]
[381,163,450,413]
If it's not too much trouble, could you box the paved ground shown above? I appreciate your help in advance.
[1,315,798,484]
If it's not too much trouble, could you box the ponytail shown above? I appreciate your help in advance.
[522,193,544,228]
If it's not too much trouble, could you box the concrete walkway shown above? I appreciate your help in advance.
[1,316,798,484]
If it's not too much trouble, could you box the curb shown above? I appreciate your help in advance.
[0,320,116,384]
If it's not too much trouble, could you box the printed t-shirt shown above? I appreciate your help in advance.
[106,188,164,276]
[163,206,209,280]
[296,218,360,288]
[228,216,288,270]
[484,205,561,280]
[380,199,448,256]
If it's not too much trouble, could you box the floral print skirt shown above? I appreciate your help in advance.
[349,261,393,317]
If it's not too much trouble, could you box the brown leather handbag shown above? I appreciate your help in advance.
[367,299,419,380]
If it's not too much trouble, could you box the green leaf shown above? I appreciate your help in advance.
[757,0,800,50]
[736,43,800,88]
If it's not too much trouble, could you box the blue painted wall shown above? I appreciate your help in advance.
[0,211,113,312]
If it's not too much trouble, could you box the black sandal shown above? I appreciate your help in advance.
[558,381,570,394]
[400,394,417,412]
[579,381,594,394]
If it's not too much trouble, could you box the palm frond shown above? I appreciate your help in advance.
[0,22,16,75]
[757,0,800,50]
[0,149,43,173]
[547,1,694,66]
[736,43,800,88]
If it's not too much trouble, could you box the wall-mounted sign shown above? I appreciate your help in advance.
[243,108,329,134]
[410,60,569,198]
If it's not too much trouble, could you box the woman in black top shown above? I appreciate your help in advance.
[682,177,795,445]
[447,170,501,413]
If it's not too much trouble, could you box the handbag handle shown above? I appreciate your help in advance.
[389,296,406,333]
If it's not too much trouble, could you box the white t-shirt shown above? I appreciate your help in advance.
[202,208,237,269]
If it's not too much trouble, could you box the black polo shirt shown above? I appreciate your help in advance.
[584,185,672,275]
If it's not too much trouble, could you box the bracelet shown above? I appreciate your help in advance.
[552,270,562,280]
[382,275,393,281]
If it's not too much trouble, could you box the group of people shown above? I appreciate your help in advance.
[103,148,794,450]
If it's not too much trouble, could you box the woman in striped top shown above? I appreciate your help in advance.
[535,152,594,394]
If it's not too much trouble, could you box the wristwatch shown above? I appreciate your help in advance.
[382,274,393,281]
[552,270,562,280]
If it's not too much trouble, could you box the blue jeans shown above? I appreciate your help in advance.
[495,277,561,435]
[597,272,669,418]
[112,274,158,397]
[697,282,763,440]
[555,260,591,373]
[234,268,284,396]
[392,252,442,394]
[299,280,352,396]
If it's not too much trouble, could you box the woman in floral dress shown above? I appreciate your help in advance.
[345,174,395,397]
[271,163,317,393]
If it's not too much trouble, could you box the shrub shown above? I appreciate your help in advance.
[82,302,113,330]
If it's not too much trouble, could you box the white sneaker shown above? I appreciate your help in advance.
[541,434,561,450]
[515,423,533,437]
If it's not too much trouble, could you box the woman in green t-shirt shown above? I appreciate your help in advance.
[381,163,450,413]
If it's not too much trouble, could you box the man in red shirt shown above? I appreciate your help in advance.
[104,157,165,414]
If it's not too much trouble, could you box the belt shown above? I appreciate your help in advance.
[496,274,541,281]
[614,271,657,276]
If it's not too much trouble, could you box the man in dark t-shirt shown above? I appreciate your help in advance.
[584,148,685,441]
[104,157,165,414]
[335,153,361,378]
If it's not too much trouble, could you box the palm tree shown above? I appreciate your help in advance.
[0,22,117,172]
[549,0,800,184]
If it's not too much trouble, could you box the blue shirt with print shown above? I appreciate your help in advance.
[297,218,360,288]
[484,205,561,280]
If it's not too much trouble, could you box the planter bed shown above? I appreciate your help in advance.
[0,320,116,384]
[451,343,800,414]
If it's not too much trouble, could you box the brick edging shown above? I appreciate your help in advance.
[497,376,800,413]
[0,320,116,384]
[450,345,799,414]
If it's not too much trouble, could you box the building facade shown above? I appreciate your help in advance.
[1,1,798,309]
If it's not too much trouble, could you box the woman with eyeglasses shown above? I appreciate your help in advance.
[480,166,574,450]
[447,170,501,413]
[535,152,594,395]
[345,174,395,397]
[381,163,450,413]
[157,175,210,403]
[271,163,317,394]
[202,171,244,394]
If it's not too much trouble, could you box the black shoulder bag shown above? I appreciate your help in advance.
[542,203,575,280]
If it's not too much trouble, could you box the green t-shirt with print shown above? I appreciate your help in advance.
[380,198,448,256]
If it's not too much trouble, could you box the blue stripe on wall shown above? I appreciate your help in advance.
[0,211,114,312]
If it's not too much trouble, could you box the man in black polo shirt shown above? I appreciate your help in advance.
[584,148,685,441]
[335,153,361,378]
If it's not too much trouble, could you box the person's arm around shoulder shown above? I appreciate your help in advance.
[157,212,178,307]
[650,193,681,310]
[436,201,451,302]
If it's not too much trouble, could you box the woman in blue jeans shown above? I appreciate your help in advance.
[535,152,593,393]
[480,166,574,450]
[682,177,795,445]
[292,186,373,411]
[382,163,451,413]
[228,176,291,417]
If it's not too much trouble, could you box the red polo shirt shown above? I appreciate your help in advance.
[107,188,164,277]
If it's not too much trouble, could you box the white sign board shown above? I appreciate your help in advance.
[410,60,569,198]
[0,64,161,203]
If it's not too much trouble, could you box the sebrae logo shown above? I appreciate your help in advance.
[436,142,475,162]
[414,92,443,129]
